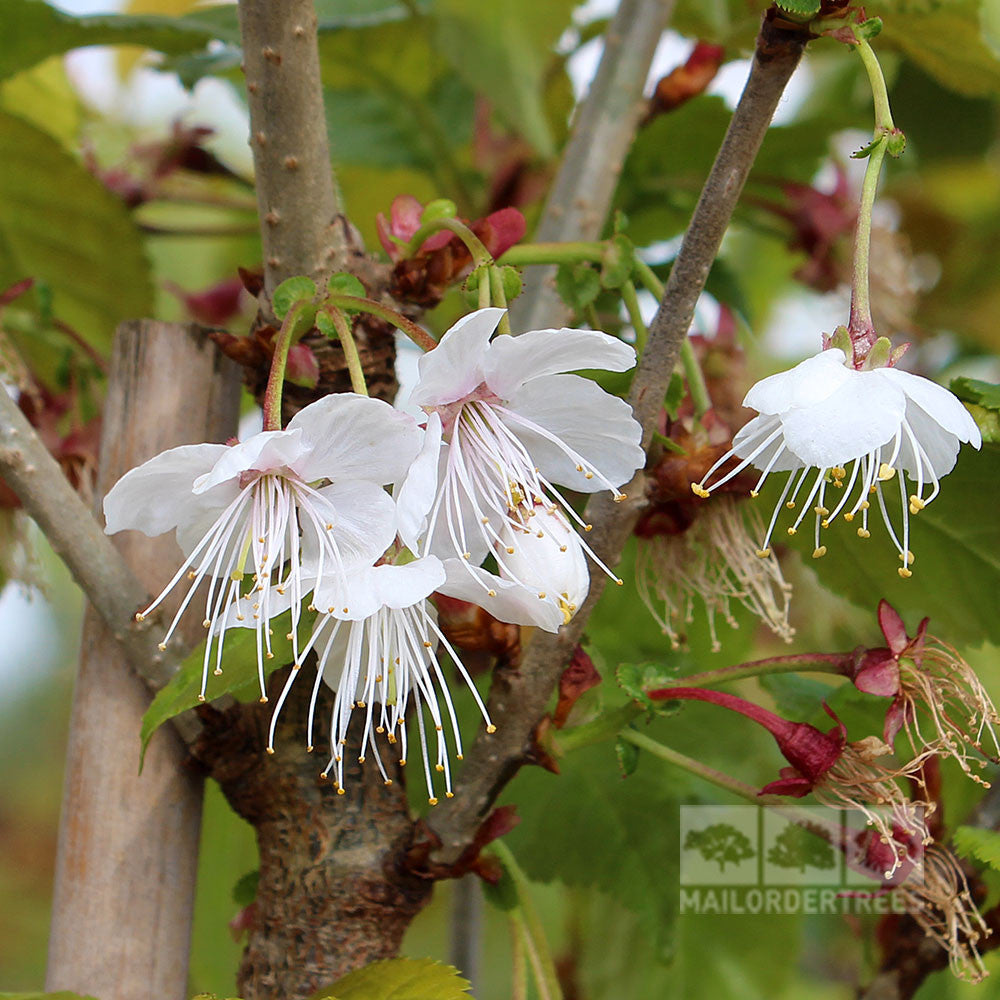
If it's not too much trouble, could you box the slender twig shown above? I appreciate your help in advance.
[510,0,675,332]
[237,0,344,299]
[427,14,808,864]
[0,388,176,691]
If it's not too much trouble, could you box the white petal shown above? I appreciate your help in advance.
[409,308,505,407]
[778,371,906,468]
[438,559,565,632]
[743,349,852,415]
[891,403,962,480]
[394,412,443,551]
[300,482,397,603]
[192,429,307,494]
[288,394,422,486]
[503,374,644,491]
[481,327,636,400]
[104,442,232,536]
[321,557,446,622]
[500,509,589,612]
[876,368,983,447]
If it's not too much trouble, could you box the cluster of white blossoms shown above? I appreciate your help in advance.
[104,308,644,800]
[692,347,982,574]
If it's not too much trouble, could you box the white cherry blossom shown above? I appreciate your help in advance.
[103,394,421,699]
[406,308,642,613]
[692,348,982,573]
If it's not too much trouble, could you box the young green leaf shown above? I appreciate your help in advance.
[327,272,367,298]
[308,958,471,1000]
[555,262,601,311]
[953,825,1000,871]
[272,276,317,320]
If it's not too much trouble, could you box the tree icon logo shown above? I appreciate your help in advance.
[767,821,836,874]
[684,822,756,872]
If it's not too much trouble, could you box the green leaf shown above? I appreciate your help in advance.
[139,608,313,759]
[951,376,1000,410]
[429,0,575,156]
[232,869,259,907]
[599,234,634,290]
[327,272,367,298]
[273,276,317,320]
[316,312,338,340]
[871,0,1000,98]
[615,734,640,777]
[953,825,1000,871]
[555,262,601,310]
[616,661,680,708]
[1,0,230,82]
[0,111,153,356]
[759,673,837,719]
[310,957,471,1000]
[766,443,1000,647]
[774,0,821,17]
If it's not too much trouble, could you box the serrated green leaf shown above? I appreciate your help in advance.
[310,957,471,1000]
[615,734,640,776]
[139,608,314,759]
[953,825,1000,871]
[616,661,680,707]
[0,111,153,356]
[764,444,1000,646]
[950,377,1000,410]
[273,276,317,320]
[430,0,575,156]
[1,0,229,82]
[555,262,601,310]
[315,311,338,339]
[774,0,821,17]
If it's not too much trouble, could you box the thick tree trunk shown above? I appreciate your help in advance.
[193,669,433,1000]
[46,322,241,1000]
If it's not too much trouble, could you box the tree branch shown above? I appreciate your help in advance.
[427,13,807,862]
[510,0,674,332]
[0,386,175,690]
[238,0,344,299]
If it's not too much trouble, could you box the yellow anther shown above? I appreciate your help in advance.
[538,592,547,599]
[844,512,855,522]
[423,641,432,648]
[614,492,626,502]
[486,724,497,734]
[750,490,759,498]
[821,519,830,529]
[435,763,444,772]
[214,668,223,676]
[266,651,274,660]
[203,618,211,628]
[878,463,896,481]
[307,745,314,753]
[857,528,871,538]
[457,753,464,760]
[585,472,594,480]
[812,546,827,559]
[265,747,275,756]
[898,567,913,579]
[860,500,870,510]
[429,797,439,806]
[786,527,797,536]
[259,695,269,704]
[560,545,568,552]
[785,501,796,510]
[869,484,877,495]
[319,771,328,780]
[197,694,206,703]
[899,551,914,566]
[158,642,167,651]
[358,756,366,764]
[576,464,584,472]
[342,607,349,613]
[615,578,624,586]
[814,506,829,516]
[506,546,515,554]
[488,589,497,597]
[337,788,345,796]
[755,548,771,558]
[691,484,710,499]
[135,612,146,622]
[832,467,846,479]
[446,791,455,798]
[584,524,593,532]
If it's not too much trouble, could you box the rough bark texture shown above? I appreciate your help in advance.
[238,0,343,297]
[192,669,433,999]
[427,13,808,863]
[45,322,241,1000]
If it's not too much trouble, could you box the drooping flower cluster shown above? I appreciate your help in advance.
[692,347,981,573]
[104,309,643,801]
